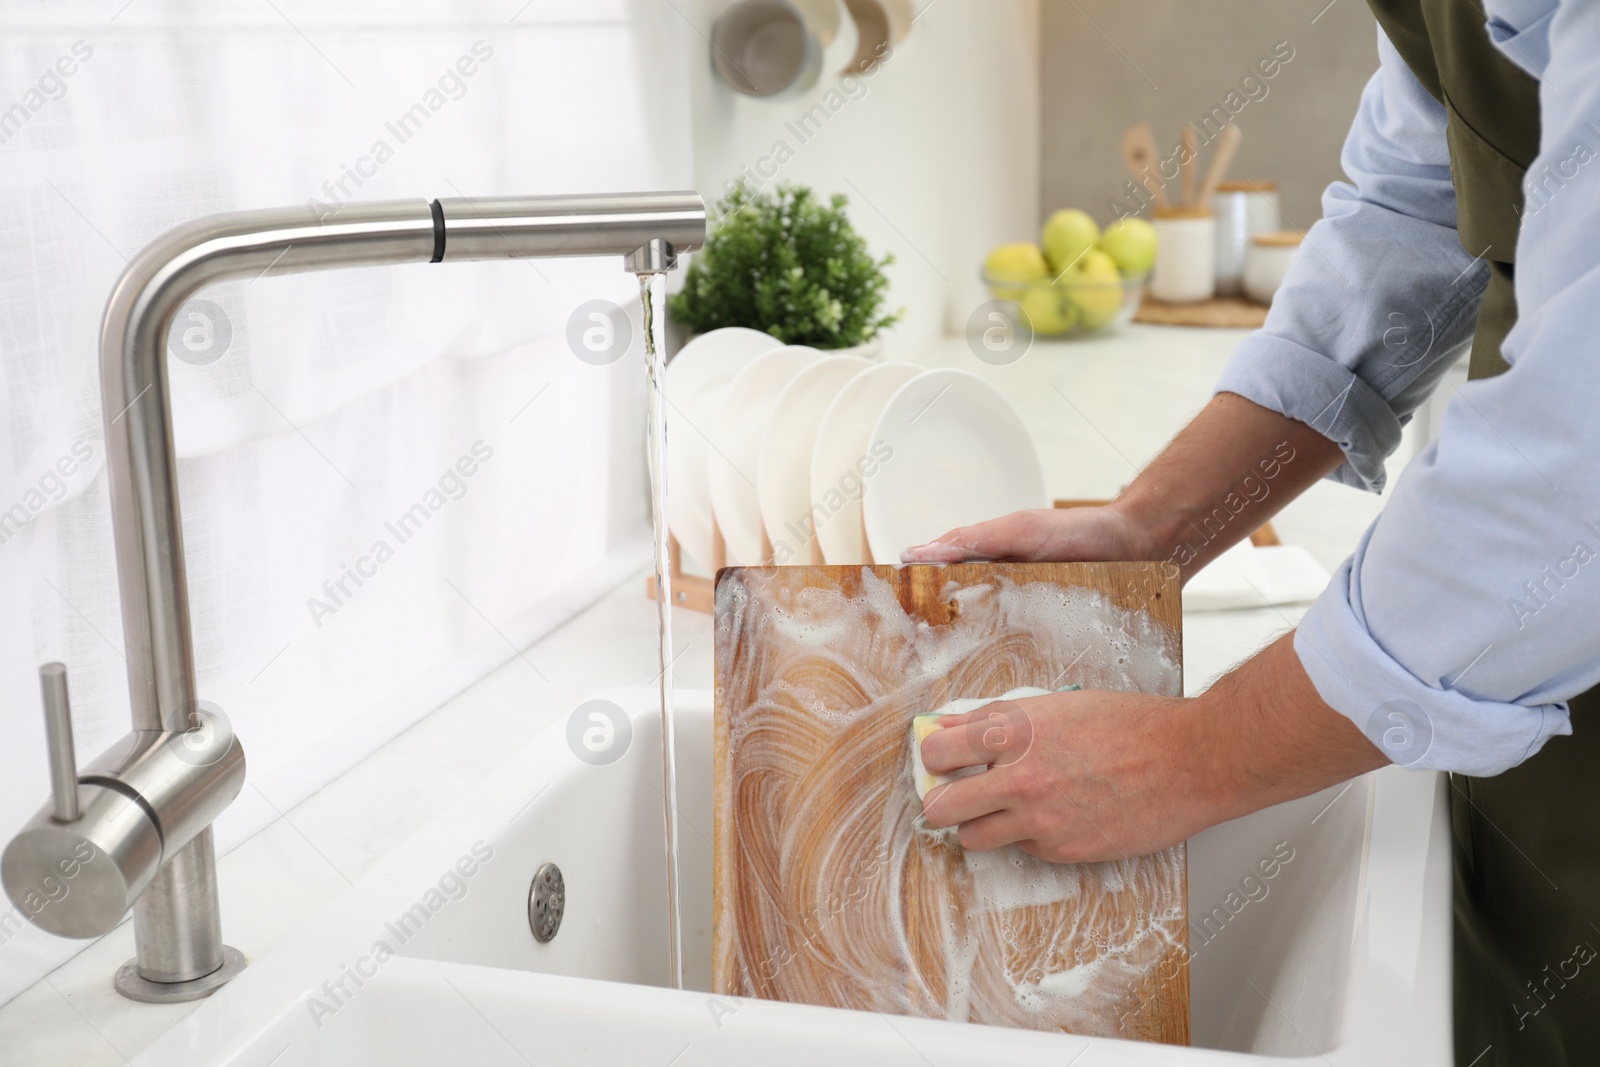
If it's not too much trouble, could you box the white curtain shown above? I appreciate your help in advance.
[0,0,690,1002]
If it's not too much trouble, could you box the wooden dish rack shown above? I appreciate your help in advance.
[648,502,1279,615]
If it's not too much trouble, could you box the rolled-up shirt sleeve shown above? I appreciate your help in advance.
[1221,12,1600,775]
[1215,29,1487,493]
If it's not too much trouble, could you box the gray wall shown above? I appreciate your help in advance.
[1040,0,1379,229]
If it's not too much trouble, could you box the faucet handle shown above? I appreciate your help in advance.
[39,663,80,823]
[4,663,246,940]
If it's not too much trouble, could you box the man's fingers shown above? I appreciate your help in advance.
[954,811,1034,853]
[899,511,1041,564]
[921,701,1036,776]
[921,716,992,774]
[921,768,1016,827]
[918,712,974,774]
[900,509,1070,564]
[899,524,994,564]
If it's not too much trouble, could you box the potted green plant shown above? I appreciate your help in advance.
[669,184,901,356]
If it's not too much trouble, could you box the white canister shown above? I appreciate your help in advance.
[1212,181,1281,297]
[1242,231,1302,305]
[1150,207,1217,304]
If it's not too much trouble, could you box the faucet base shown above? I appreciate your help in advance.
[114,944,247,1003]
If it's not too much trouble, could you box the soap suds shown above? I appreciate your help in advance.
[715,567,1187,1041]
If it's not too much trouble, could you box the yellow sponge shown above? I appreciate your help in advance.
[911,714,947,800]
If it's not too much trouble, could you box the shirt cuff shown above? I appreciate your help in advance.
[1215,334,1403,492]
[1294,549,1573,777]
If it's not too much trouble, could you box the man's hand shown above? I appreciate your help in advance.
[906,393,1370,858]
[901,393,1346,580]
[919,633,1388,862]
[900,504,1156,566]
[920,687,1215,861]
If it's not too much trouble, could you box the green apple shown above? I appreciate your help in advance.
[984,242,1051,299]
[1097,217,1159,277]
[1063,249,1124,331]
[1019,285,1077,335]
[1041,209,1100,274]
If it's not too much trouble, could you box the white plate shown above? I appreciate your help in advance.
[811,361,923,565]
[708,346,826,564]
[864,369,1046,563]
[757,355,875,565]
[663,329,783,570]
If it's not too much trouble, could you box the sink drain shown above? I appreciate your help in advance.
[527,863,565,943]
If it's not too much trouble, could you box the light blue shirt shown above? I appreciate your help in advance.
[1214,0,1600,775]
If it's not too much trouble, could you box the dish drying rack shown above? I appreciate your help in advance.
[648,503,1279,616]
[647,532,720,615]
[647,517,766,616]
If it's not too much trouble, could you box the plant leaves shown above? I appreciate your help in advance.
[668,184,901,349]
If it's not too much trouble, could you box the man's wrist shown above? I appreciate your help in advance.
[1167,683,1258,822]
[1108,394,1346,578]
[1107,490,1194,563]
[1169,634,1390,827]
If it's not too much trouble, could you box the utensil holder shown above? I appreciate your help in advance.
[1242,231,1302,305]
[1212,181,1280,297]
[1150,206,1217,304]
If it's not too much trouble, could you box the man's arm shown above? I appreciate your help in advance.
[919,635,1385,863]
[1214,28,1489,494]
[908,22,1590,861]
[903,392,1343,580]
[1290,3,1600,776]
[907,29,1484,576]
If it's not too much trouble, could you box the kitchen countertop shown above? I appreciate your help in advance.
[0,324,1416,1066]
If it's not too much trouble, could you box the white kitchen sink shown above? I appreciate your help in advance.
[132,688,1452,1066]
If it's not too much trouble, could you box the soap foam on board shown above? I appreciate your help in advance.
[715,567,1185,1037]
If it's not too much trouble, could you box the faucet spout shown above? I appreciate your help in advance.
[433,193,704,263]
[9,190,708,1003]
[103,192,704,737]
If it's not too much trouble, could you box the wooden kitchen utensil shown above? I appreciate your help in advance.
[713,563,1190,1045]
[1122,123,1170,212]
[1196,123,1245,207]
[1181,126,1197,205]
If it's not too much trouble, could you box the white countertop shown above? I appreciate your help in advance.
[0,324,1411,1065]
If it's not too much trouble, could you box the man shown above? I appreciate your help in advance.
[905,1,1598,1062]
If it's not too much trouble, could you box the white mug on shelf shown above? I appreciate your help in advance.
[1242,231,1303,305]
[710,0,828,98]
[1150,206,1216,304]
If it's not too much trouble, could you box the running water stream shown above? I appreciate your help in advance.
[638,271,683,990]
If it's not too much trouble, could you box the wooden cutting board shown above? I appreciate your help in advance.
[1134,294,1268,328]
[713,563,1189,1045]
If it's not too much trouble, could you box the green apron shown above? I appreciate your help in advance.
[1364,2,1600,1062]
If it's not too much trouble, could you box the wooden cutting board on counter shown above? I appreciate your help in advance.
[713,563,1190,1045]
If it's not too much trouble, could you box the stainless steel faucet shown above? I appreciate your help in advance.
[1,193,706,1002]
